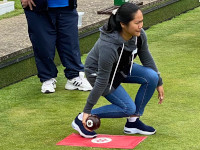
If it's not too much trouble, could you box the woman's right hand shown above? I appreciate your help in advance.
[21,0,36,10]
[157,85,164,104]
[82,113,92,131]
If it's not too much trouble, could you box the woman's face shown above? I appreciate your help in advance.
[121,10,143,37]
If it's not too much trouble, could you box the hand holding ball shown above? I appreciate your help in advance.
[86,115,101,131]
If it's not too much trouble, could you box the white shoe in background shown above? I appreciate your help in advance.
[65,72,92,91]
[41,78,57,93]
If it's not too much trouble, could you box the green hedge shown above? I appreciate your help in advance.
[143,0,200,29]
[79,32,100,55]
[0,52,61,88]
[0,0,200,88]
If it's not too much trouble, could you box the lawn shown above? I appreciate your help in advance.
[0,6,200,150]
[0,0,23,20]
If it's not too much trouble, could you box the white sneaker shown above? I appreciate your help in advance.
[65,72,92,91]
[41,78,57,93]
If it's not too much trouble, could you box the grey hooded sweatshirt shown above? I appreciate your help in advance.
[83,27,163,114]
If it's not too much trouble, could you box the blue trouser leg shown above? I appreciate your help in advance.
[92,85,136,118]
[123,63,159,116]
[54,8,84,79]
[24,7,84,82]
[24,10,58,82]
[91,63,159,118]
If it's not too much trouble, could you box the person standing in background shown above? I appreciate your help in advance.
[20,0,92,93]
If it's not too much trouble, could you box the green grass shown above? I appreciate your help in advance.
[143,0,200,29]
[0,0,23,20]
[0,6,200,150]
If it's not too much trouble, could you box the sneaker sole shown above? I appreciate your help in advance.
[124,127,156,135]
[41,90,55,93]
[65,86,92,91]
[71,120,97,138]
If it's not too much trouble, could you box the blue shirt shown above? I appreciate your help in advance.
[48,0,69,7]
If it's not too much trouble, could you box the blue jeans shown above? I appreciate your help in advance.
[91,63,159,118]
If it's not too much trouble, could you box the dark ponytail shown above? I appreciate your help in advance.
[103,3,140,33]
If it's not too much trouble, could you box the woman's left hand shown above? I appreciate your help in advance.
[157,85,164,104]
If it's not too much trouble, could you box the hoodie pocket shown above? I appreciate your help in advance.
[109,71,126,89]
[109,47,132,89]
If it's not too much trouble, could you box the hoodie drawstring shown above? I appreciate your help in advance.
[109,43,125,90]
[129,37,138,75]
[109,37,138,90]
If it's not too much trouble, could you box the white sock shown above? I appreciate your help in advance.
[78,112,83,121]
[128,117,139,122]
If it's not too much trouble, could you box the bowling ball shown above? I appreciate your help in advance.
[86,115,101,131]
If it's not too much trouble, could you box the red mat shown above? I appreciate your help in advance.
[57,133,147,149]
